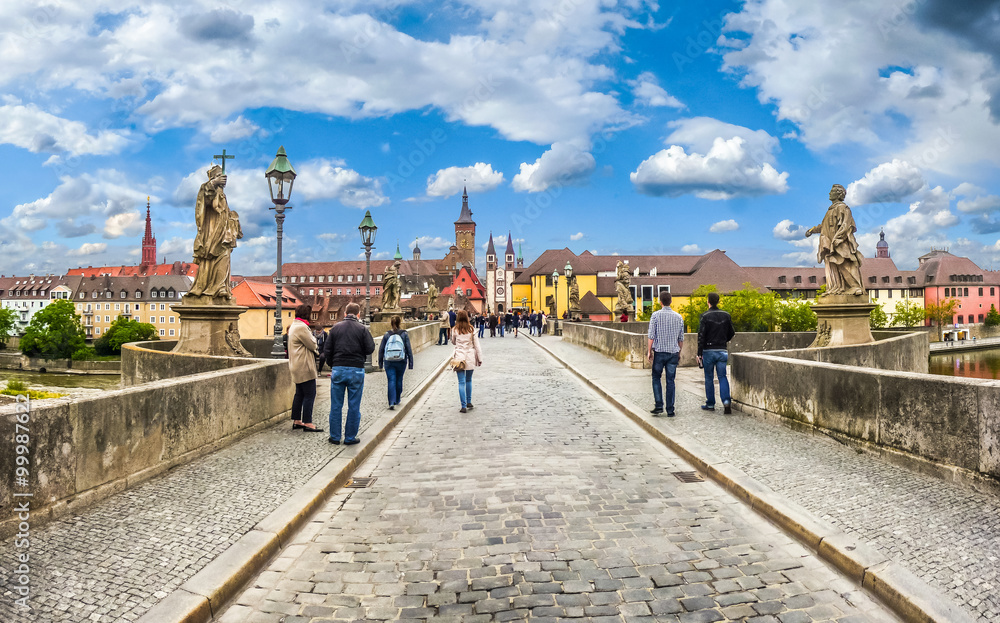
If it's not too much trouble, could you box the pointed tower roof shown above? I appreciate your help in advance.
[486,231,496,256]
[394,240,403,260]
[413,237,421,254]
[517,242,523,260]
[455,186,474,224]
[505,231,515,256]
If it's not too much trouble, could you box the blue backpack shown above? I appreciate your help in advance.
[385,332,406,362]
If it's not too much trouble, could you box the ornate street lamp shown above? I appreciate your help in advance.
[565,261,573,320]
[358,210,377,326]
[265,146,297,359]
[552,269,559,329]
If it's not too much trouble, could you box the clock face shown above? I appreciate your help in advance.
[497,286,505,296]
[460,240,470,248]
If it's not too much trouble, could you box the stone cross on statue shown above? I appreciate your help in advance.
[213,149,235,173]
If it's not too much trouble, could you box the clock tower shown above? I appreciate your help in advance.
[454,187,476,268]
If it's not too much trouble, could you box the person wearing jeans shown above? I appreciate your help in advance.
[647,291,685,417]
[451,310,483,413]
[697,291,736,414]
[323,302,375,445]
[456,369,474,411]
[378,315,413,410]
[288,304,323,433]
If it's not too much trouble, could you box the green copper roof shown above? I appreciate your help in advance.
[265,146,297,176]
[359,210,376,230]
[394,241,403,260]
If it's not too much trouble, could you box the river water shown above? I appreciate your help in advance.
[928,348,1000,380]
[0,369,121,390]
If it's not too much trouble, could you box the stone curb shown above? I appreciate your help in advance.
[527,335,975,623]
[135,354,452,623]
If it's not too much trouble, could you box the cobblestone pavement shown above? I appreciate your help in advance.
[538,336,998,622]
[220,336,896,623]
[0,348,447,623]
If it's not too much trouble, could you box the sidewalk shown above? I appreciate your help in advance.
[535,336,999,622]
[0,348,449,623]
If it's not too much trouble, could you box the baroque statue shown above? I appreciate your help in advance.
[426,282,439,312]
[567,274,580,313]
[381,260,402,311]
[614,260,634,315]
[186,165,242,304]
[805,184,865,296]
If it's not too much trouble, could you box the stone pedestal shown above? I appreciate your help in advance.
[376,309,404,324]
[171,304,251,357]
[810,294,876,348]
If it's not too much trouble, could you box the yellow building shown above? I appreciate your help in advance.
[232,278,300,339]
[73,275,193,340]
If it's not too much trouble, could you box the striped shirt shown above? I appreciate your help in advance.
[647,306,685,353]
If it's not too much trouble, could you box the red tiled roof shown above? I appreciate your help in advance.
[232,279,301,309]
[578,291,610,314]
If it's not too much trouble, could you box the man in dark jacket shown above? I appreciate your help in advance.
[697,292,736,414]
[324,303,375,445]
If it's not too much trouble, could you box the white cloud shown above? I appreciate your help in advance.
[681,243,701,253]
[956,195,1000,214]
[67,242,108,257]
[207,116,261,142]
[629,72,684,108]
[512,142,596,192]
[426,163,504,198]
[7,170,150,234]
[710,219,740,233]
[317,233,349,242]
[773,219,807,240]
[665,117,781,164]
[104,211,144,239]
[159,236,194,259]
[846,160,925,205]
[631,136,789,199]
[953,182,987,198]
[413,236,452,250]
[570,232,585,241]
[854,186,958,267]
[0,103,130,156]
[296,159,388,209]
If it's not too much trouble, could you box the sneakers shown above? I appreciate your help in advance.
[724,402,732,415]
[388,405,395,411]
[701,404,715,411]
[666,411,675,417]
[650,408,663,415]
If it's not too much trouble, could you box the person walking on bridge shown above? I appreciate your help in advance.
[697,291,735,414]
[323,302,375,445]
[647,291,684,417]
[451,310,482,413]
[378,314,413,411]
[288,304,323,433]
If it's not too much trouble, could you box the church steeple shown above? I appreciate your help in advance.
[141,196,156,266]
[413,237,421,261]
[453,186,476,268]
[505,231,515,270]
[486,232,497,271]
[875,228,890,258]
[517,242,524,268]
[394,240,403,260]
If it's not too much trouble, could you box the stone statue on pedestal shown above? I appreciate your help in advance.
[186,165,242,305]
[381,260,402,311]
[426,282,439,312]
[805,184,865,297]
[614,260,634,316]
[567,274,580,314]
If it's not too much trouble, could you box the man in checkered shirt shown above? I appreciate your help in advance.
[647,290,684,416]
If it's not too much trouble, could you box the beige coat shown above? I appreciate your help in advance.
[451,329,482,370]
[287,319,318,384]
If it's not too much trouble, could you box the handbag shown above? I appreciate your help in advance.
[451,358,466,370]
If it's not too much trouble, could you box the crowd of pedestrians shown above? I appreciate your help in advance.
[469,309,548,338]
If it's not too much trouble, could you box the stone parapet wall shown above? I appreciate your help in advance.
[0,352,121,374]
[730,332,1000,481]
[0,357,292,539]
[769,331,929,374]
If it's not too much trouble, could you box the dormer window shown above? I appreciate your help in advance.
[808,276,817,284]
[135,290,142,298]
[793,276,802,284]
[777,276,786,284]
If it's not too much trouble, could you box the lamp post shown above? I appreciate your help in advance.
[564,261,573,320]
[358,211,377,325]
[265,146,296,359]
[552,270,559,334]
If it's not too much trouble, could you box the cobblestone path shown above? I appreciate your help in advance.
[539,336,998,622]
[0,348,447,623]
[221,336,895,622]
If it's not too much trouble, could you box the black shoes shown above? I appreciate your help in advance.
[724,402,732,415]
[344,439,361,445]
[328,438,341,445]
[701,404,715,411]
[292,423,304,430]
[650,408,663,415]
[301,426,324,433]
[389,405,395,410]
[466,403,474,409]
[666,411,675,417]
[460,407,467,413]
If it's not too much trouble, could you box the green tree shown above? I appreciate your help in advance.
[678,284,717,333]
[0,308,16,346]
[722,283,779,332]
[94,316,158,355]
[985,304,1000,328]
[869,305,888,329]
[892,300,926,328]
[777,297,818,331]
[924,298,961,339]
[19,300,86,359]
[637,300,661,322]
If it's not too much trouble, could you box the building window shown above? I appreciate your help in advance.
[96,327,101,335]
[160,304,166,310]
[873,290,879,299]
[356,288,362,295]
[311,312,318,320]
[151,291,157,298]
[160,316,165,323]
[992,288,996,296]
[958,315,964,324]
[318,276,324,282]
[168,329,175,336]
[337,288,342,295]
[169,316,175,323]
[377,275,382,281]
[338,275,343,282]
[980,287,984,296]
[115,304,120,310]
[309,276,315,282]
[887,290,892,298]
[980,314,985,323]
[309,289,315,295]
[159,329,165,336]
[105,316,110,322]
[965,287,969,296]
[347,275,353,282]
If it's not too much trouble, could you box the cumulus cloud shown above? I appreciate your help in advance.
[0,103,130,156]
[207,116,261,142]
[426,163,504,197]
[6,170,149,234]
[296,159,388,209]
[512,143,596,192]
[854,186,958,267]
[413,236,452,250]
[104,211,144,239]
[631,136,788,199]
[67,242,108,256]
[773,219,807,240]
[956,195,1000,214]
[709,219,740,233]
[159,236,194,260]
[846,160,925,205]
[681,243,701,253]
[629,72,684,108]
[570,232,585,241]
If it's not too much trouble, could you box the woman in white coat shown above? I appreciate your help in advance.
[450,310,482,413]
[288,304,324,432]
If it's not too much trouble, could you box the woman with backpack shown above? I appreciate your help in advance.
[451,310,482,413]
[378,315,413,410]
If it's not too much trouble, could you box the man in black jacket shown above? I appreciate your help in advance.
[324,303,376,445]
[697,292,736,414]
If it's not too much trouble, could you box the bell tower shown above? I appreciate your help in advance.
[141,197,157,267]
[454,187,476,268]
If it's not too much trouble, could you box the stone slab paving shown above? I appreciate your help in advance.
[0,347,448,623]
[220,336,897,622]
[538,336,998,622]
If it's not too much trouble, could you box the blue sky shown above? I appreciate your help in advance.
[4,0,1000,277]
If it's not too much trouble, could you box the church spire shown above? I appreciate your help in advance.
[141,196,157,266]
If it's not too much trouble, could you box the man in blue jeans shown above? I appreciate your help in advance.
[697,291,736,414]
[323,302,375,445]
[647,291,684,417]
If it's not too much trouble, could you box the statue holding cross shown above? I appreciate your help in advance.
[213,148,235,173]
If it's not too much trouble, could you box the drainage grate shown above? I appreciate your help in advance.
[672,471,705,483]
[346,477,377,488]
